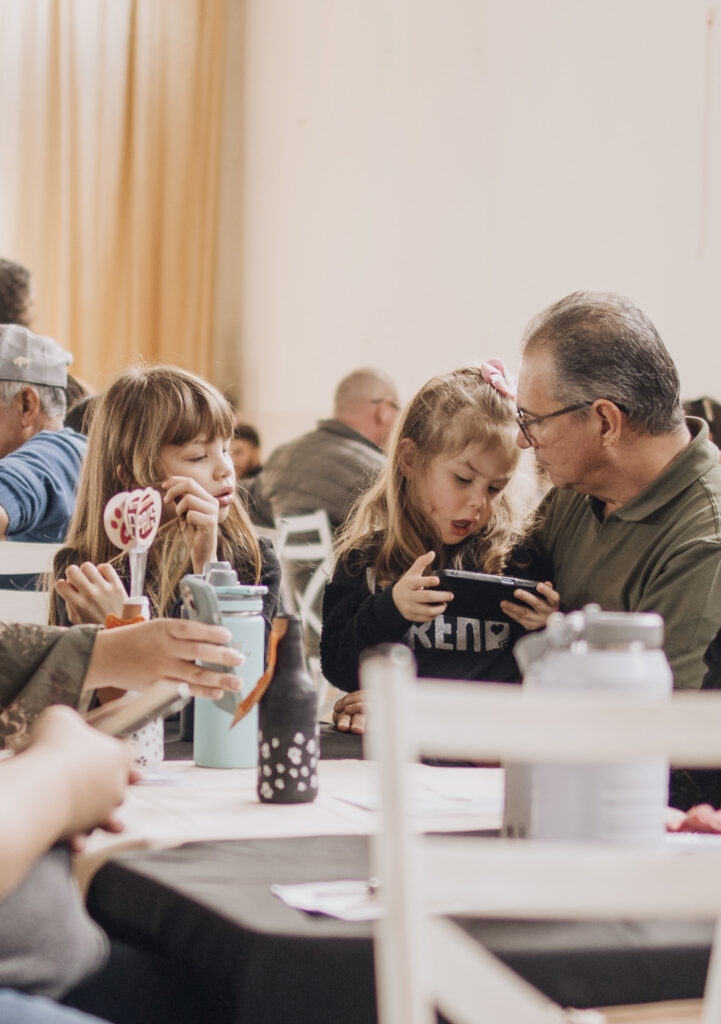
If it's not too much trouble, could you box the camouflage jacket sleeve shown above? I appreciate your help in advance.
[0,623,100,748]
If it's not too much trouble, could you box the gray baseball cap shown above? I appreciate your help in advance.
[0,324,73,388]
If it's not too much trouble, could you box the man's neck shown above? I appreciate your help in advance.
[591,424,692,516]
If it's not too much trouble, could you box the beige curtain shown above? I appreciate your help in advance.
[0,0,227,388]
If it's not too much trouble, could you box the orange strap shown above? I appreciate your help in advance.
[230,618,289,729]
[105,614,146,629]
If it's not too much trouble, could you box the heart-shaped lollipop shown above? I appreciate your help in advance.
[103,488,163,601]
[103,491,133,550]
[123,488,162,550]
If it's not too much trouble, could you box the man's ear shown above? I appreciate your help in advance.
[397,438,418,479]
[592,399,624,446]
[17,386,41,426]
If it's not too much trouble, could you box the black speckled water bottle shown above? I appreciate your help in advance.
[257,615,319,803]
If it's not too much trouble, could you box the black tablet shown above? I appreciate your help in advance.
[437,569,539,622]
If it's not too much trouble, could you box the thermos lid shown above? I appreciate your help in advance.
[203,561,239,587]
[582,604,664,649]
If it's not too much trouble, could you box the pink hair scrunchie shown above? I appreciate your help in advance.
[480,359,517,400]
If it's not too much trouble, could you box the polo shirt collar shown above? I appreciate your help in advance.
[587,418,717,522]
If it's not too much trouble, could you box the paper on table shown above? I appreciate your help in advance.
[135,768,190,786]
[336,790,503,817]
[665,832,721,847]
[271,880,381,922]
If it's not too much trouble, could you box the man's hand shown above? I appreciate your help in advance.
[333,690,366,734]
[54,562,128,624]
[500,581,560,631]
[391,551,453,622]
[86,617,245,700]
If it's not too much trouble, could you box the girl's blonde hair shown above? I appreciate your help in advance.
[335,366,534,585]
[49,364,261,621]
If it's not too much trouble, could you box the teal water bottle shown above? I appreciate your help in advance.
[189,562,267,769]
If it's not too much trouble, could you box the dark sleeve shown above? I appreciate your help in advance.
[0,622,99,747]
[320,558,410,692]
[257,536,281,646]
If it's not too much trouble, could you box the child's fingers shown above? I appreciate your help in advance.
[536,581,560,606]
[511,584,559,613]
[499,599,529,625]
[409,575,440,592]
[97,563,126,588]
[413,588,453,605]
[408,550,436,575]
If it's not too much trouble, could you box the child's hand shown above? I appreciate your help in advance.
[162,475,220,572]
[391,551,454,623]
[333,690,366,734]
[55,562,128,624]
[500,581,560,631]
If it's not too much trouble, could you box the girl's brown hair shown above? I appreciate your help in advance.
[49,364,261,621]
[335,366,534,585]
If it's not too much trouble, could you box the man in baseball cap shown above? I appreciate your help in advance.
[0,324,86,553]
[0,323,72,390]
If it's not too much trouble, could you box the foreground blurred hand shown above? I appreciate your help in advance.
[333,690,366,735]
[0,705,137,899]
[85,617,245,700]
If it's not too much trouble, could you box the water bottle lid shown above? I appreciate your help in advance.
[582,604,664,649]
[203,561,239,587]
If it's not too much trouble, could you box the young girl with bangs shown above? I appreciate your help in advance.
[320,363,559,710]
[49,365,280,634]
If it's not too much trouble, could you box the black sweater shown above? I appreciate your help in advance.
[320,547,540,692]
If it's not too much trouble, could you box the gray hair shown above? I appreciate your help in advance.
[522,291,684,435]
[0,380,67,420]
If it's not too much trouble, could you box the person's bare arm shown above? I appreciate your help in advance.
[0,705,135,900]
[84,617,245,699]
[0,505,9,541]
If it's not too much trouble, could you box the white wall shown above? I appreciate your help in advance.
[215,0,721,453]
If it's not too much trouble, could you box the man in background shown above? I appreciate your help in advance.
[243,367,399,662]
[0,324,85,544]
[230,422,262,479]
[243,367,400,529]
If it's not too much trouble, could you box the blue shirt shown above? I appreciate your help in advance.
[0,428,87,543]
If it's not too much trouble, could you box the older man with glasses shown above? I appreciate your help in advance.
[503,290,721,701]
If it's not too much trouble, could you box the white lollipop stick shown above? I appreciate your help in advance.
[123,488,163,599]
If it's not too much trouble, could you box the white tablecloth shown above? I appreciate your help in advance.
[75,759,504,892]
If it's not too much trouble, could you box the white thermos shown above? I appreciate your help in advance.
[503,604,672,845]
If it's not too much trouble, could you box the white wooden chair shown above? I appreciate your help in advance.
[361,644,721,1024]
[0,541,63,624]
[274,511,340,717]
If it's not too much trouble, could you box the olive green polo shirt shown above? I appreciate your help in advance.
[538,419,721,690]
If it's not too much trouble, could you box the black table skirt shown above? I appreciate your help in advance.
[86,834,713,1023]
[165,718,363,762]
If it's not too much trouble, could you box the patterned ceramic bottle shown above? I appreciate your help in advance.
[257,614,319,803]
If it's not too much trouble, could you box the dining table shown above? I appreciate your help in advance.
[75,726,714,1024]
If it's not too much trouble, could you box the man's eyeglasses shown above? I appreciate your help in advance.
[516,399,629,444]
[515,402,594,444]
[371,397,401,412]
